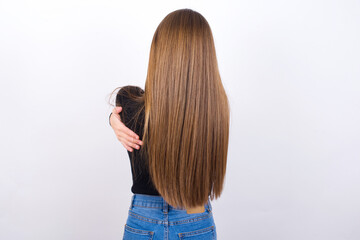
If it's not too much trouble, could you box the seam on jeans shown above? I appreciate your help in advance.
[170,212,212,226]
[132,200,163,204]
[128,210,162,224]
[128,209,211,226]
[132,204,162,209]
[178,225,214,238]
[124,224,154,236]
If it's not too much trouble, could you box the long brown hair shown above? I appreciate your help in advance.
[110,8,230,208]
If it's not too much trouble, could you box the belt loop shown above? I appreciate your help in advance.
[163,198,168,214]
[129,194,135,210]
[207,198,212,212]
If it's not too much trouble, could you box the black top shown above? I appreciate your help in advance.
[110,85,160,196]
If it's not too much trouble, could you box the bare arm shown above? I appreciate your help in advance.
[109,106,143,152]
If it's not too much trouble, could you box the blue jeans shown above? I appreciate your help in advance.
[123,193,217,240]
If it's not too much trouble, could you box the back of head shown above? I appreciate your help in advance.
[141,8,230,208]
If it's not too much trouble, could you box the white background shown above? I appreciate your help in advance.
[1,0,360,239]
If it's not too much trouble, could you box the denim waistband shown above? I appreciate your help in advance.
[129,193,212,213]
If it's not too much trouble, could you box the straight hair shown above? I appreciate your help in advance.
[110,8,230,209]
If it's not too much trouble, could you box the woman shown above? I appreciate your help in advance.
[108,8,229,240]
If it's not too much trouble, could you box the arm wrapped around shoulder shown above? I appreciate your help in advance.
[115,85,145,129]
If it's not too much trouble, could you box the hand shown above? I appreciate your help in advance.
[110,106,143,152]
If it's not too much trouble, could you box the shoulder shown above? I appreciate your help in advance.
[117,85,144,98]
[116,85,144,106]
[115,85,145,130]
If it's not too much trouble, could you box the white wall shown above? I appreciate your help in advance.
[1,0,359,239]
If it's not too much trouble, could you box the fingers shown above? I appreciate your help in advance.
[117,134,143,152]
[115,106,122,113]
[119,131,143,149]
[114,118,140,141]
[124,127,140,141]
[120,141,135,152]
[112,106,121,114]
